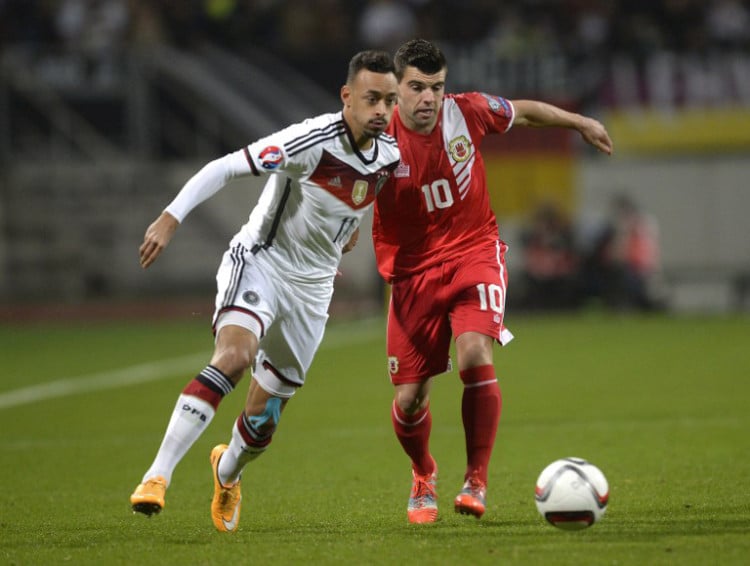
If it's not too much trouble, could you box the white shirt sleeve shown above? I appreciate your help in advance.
[164,150,251,222]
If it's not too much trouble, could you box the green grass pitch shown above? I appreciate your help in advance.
[1,313,748,565]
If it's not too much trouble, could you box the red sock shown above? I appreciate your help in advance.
[460,365,502,484]
[181,366,236,410]
[391,401,435,476]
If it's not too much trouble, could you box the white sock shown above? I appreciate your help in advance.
[142,395,215,485]
[217,420,267,486]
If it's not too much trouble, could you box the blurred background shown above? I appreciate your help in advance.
[1,0,749,321]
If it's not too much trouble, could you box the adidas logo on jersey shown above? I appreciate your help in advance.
[328,176,342,187]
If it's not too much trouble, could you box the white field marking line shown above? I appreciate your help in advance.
[0,318,384,410]
[0,353,208,410]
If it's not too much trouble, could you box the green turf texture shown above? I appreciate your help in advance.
[1,314,748,565]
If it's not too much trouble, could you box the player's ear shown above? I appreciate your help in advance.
[341,84,351,107]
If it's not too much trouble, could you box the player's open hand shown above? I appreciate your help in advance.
[139,212,179,269]
[579,117,613,155]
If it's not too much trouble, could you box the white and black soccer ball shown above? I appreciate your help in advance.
[534,457,609,530]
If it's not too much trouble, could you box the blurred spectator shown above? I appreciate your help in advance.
[1,1,749,112]
[583,194,665,311]
[2,1,749,83]
[357,0,416,52]
[55,0,130,52]
[487,6,544,58]
[706,0,750,49]
[572,0,614,54]
[519,202,581,310]
[54,0,130,85]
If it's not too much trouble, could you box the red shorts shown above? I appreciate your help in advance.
[386,240,513,384]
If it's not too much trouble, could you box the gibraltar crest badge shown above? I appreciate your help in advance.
[448,135,472,163]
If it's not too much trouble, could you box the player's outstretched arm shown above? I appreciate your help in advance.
[511,99,613,155]
[139,211,179,269]
[139,151,254,269]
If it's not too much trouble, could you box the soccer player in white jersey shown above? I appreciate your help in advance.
[372,39,613,523]
[130,50,400,532]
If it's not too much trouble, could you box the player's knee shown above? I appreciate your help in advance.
[212,345,254,379]
[395,390,428,415]
[456,332,493,368]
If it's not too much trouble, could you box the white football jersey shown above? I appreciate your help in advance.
[237,111,399,282]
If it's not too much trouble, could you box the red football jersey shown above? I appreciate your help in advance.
[373,92,515,282]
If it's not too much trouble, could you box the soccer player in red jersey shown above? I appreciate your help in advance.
[372,39,613,523]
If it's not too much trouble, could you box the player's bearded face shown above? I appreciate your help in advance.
[397,66,446,134]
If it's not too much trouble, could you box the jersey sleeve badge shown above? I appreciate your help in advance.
[259,146,284,170]
[481,93,512,119]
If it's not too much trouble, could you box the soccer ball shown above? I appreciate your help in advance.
[534,457,609,530]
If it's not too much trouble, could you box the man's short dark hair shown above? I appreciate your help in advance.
[347,50,395,84]
[394,39,447,80]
